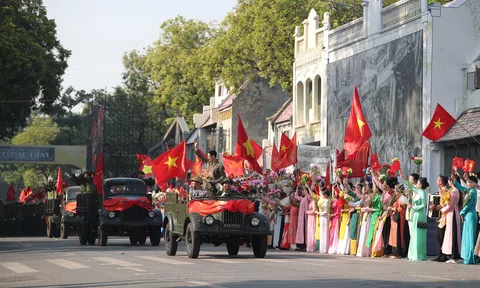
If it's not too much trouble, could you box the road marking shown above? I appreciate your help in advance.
[93,257,143,267]
[256,259,288,263]
[46,259,89,270]
[310,263,331,267]
[1,262,38,274]
[118,267,147,272]
[136,256,193,265]
[410,274,451,281]
[202,259,245,264]
[187,281,227,288]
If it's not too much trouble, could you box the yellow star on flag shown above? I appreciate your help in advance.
[357,118,366,136]
[281,145,287,153]
[142,165,152,174]
[433,118,444,129]
[243,139,255,157]
[164,156,178,170]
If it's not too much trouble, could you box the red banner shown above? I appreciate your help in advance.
[103,197,152,211]
[188,199,255,216]
[65,202,77,213]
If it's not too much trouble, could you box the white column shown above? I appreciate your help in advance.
[365,0,382,36]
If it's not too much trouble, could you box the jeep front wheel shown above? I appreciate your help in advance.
[164,223,178,256]
[97,224,108,246]
[226,237,240,256]
[185,223,200,259]
[252,235,267,258]
[60,221,68,239]
[149,227,161,246]
[79,217,88,245]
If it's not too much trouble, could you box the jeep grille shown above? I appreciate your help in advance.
[222,211,242,229]
[122,206,148,221]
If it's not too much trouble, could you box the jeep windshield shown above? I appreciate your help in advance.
[106,182,146,197]
[66,187,81,202]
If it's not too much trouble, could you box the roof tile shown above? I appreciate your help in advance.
[275,102,293,124]
[438,107,480,142]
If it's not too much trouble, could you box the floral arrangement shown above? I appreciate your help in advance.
[196,170,213,182]
[346,168,353,176]
[335,168,343,176]
[379,174,387,182]
[363,167,371,176]
[300,174,311,186]
[392,157,399,163]
[411,156,423,166]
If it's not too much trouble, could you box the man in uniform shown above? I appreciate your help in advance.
[80,171,97,194]
[189,176,209,199]
[194,141,226,186]
[219,178,234,197]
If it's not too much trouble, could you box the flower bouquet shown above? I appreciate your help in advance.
[300,174,311,186]
[346,168,353,176]
[411,156,423,174]
[335,168,343,177]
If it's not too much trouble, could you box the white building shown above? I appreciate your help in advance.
[293,0,480,184]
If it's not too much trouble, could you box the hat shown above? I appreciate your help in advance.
[190,176,203,184]
[467,175,478,184]
[222,178,233,184]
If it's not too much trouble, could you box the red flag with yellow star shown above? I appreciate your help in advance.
[222,153,245,177]
[463,158,476,173]
[93,153,104,195]
[236,115,263,174]
[136,153,154,177]
[422,104,456,141]
[152,141,187,183]
[344,87,372,159]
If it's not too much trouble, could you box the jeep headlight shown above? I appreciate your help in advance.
[204,215,215,225]
[148,211,155,218]
[250,217,260,227]
[108,211,115,219]
[68,212,74,217]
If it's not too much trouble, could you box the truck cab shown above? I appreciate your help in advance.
[77,178,162,246]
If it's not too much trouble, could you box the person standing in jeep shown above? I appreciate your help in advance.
[194,140,226,185]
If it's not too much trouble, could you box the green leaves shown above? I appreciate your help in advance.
[0,0,70,139]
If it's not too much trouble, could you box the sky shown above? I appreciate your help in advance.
[43,0,237,92]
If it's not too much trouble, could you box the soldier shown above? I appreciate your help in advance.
[219,178,234,197]
[80,171,97,194]
[193,140,226,186]
[45,177,56,200]
[189,176,208,199]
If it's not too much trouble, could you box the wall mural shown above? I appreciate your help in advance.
[327,31,423,174]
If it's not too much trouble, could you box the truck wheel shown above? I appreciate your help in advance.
[138,232,147,245]
[60,221,68,239]
[226,237,240,256]
[46,217,53,238]
[53,222,61,238]
[97,224,108,246]
[79,218,88,245]
[149,228,161,246]
[129,233,138,245]
[164,223,178,256]
[186,223,200,259]
[252,235,267,258]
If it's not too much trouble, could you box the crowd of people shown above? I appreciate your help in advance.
[255,167,480,265]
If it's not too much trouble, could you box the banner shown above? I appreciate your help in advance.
[188,199,255,216]
[297,145,333,174]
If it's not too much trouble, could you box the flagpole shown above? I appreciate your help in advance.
[454,122,480,145]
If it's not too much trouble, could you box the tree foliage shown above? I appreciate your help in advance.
[0,0,70,139]
[12,116,60,145]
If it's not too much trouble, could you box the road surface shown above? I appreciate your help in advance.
[0,237,479,287]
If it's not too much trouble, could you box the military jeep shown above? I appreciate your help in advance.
[44,196,61,238]
[163,191,271,259]
[60,186,81,239]
[77,178,162,246]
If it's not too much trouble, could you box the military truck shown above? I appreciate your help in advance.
[76,178,162,246]
[60,186,81,239]
[163,191,270,259]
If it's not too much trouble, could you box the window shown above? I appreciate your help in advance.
[218,85,223,96]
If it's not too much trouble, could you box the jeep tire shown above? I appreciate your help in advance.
[79,217,88,245]
[138,232,147,245]
[60,220,68,239]
[226,237,240,256]
[97,224,108,246]
[252,235,267,258]
[164,223,178,256]
[149,227,161,246]
[186,223,200,259]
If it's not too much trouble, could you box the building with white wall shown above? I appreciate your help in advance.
[293,0,480,185]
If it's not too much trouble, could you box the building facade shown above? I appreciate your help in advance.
[293,0,480,184]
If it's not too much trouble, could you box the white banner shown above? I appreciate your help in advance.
[297,145,333,174]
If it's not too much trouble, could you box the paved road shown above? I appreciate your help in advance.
[0,237,479,288]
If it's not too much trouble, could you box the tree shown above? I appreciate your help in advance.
[0,0,70,139]
[123,16,217,127]
[12,116,60,145]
